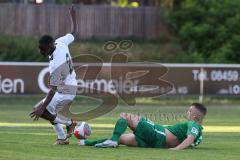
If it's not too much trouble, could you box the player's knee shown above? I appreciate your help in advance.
[119,134,138,147]
[119,135,127,144]
[119,112,128,119]
[119,113,140,129]
[120,113,134,120]
[128,116,141,129]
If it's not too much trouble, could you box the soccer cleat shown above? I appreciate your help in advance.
[66,120,77,138]
[78,139,86,146]
[53,138,69,145]
[95,140,118,148]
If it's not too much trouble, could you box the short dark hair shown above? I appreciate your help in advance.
[39,35,54,45]
[191,103,207,116]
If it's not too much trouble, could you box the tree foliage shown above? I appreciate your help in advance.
[0,34,46,62]
[167,0,240,63]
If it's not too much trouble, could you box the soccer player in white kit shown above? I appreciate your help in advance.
[30,6,78,145]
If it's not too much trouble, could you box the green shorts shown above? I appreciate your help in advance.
[133,118,166,148]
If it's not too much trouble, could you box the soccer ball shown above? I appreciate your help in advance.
[74,122,91,139]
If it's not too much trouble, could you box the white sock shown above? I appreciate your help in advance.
[53,116,72,126]
[52,123,66,140]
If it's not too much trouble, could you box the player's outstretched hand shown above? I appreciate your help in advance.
[29,107,44,121]
[30,113,40,121]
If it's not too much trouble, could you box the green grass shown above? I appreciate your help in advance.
[0,96,240,160]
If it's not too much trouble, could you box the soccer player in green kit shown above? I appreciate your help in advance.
[79,103,206,150]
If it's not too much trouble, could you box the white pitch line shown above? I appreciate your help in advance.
[0,123,240,132]
[0,122,114,128]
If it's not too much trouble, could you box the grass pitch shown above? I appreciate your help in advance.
[0,96,239,160]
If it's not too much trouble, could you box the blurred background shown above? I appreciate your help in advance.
[0,0,239,100]
[0,0,239,63]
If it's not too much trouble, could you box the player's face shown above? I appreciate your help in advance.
[186,106,195,120]
[38,43,53,57]
[187,106,202,121]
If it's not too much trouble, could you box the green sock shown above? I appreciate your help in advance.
[110,118,128,142]
[85,138,108,146]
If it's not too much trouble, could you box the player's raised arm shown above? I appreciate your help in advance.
[69,5,78,39]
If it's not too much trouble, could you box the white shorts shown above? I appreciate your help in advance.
[44,92,76,115]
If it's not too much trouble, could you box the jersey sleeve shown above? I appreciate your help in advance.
[55,33,74,46]
[187,121,200,138]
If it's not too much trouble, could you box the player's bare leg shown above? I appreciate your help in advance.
[32,100,73,144]
[57,101,78,138]
[95,113,141,148]
[119,133,138,147]
[66,119,77,138]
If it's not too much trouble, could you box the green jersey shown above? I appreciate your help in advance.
[166,121,203,147]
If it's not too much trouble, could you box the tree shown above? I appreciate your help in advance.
[167,0,240,63]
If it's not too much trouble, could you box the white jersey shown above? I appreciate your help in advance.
[49,33,77,94]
